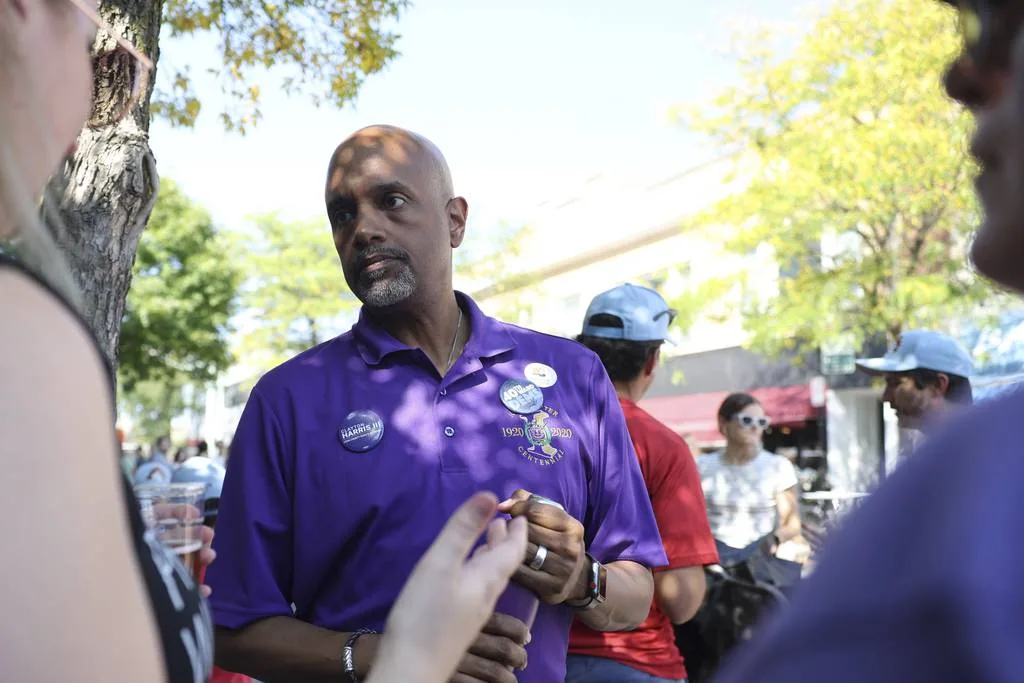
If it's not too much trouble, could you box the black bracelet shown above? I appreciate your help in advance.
[343,628,377,683]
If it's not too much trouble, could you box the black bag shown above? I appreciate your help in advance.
[675,538,800,683]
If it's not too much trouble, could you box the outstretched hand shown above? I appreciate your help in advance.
[369,492,529,683]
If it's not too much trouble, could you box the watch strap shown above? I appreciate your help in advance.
[568,553,605,611]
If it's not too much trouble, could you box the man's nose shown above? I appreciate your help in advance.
[944,56,1009,110]
[352,207,388,248]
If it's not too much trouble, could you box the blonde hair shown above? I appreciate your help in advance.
[0,2,82,309]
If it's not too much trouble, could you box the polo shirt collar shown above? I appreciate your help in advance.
[353,291,516,369]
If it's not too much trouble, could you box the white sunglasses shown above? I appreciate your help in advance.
[733,414,770,430]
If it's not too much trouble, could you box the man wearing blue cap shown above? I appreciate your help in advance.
[568,284,718,683]
[855,330,974,431]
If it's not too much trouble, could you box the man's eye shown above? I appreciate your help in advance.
[331,207,356,224]
[383,195,407,209]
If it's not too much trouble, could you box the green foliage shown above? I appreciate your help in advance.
[120,378,187,445]
[454,224,537,322]
[231,214,360,369]
[673,0,997,357]
[151,0,408,131]
[118,179,239,392]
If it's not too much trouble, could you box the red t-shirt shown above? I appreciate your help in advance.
[568,396,719,680]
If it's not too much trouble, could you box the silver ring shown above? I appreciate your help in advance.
[528,545,548,571]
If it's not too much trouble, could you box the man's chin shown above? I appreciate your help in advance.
[896,415,920,430]
[971,214,1024,294]
[356,280,416,309]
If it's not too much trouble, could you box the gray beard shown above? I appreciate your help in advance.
[357,263,418,308]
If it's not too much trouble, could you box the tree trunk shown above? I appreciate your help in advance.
[46,0,165,369]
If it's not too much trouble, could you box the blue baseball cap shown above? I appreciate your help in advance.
[581,284,675,343]
[855,330,975,378]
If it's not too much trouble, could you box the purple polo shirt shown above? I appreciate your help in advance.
[713,390,1024,683]
[207,293,666,683]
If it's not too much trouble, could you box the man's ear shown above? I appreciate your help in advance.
[934,372,951,397]
[448,196,468,248]
[643,346,661,379]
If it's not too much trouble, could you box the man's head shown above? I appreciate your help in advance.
[575,284,676,399]
[324,125,468,310]
[856,330,974,428]
[942,0,1024,292]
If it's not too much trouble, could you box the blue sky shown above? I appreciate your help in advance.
[149,0,807,251]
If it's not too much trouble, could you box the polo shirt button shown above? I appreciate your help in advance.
[444,426,456,437]
[440,388,447,396]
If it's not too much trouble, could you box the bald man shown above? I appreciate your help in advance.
[207,126,666,683]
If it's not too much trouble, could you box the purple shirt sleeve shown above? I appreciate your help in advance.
[713,394,1024,683]
[581,354,667,569]
[206,388,295,629]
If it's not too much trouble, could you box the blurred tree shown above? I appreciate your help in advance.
[234,217,535,372]
[232,214,360,370]
[673,0,997,357]
[118,179,239,392]
[454,224,536,323]
[46,0,407,366]
[121,378,187,445]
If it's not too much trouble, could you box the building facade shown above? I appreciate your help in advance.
[467,159,893,494]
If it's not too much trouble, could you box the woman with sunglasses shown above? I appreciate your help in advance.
[697,393,801,554]
[0,0,524,681]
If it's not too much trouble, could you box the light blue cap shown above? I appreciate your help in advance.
[581,283,675,343]
[856,330,974,378]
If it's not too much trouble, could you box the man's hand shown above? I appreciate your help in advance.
[198,524,216,597]
[149,502,216,596]
[450,613,529,683]
[497,489,588,605]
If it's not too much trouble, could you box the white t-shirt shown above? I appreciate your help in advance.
[698,450,799,549]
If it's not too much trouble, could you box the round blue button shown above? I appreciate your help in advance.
[499,379,544,415]
[338,410,385,452]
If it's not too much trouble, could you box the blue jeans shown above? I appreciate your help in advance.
[565,655,687,683]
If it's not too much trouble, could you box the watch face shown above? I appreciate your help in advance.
[596,562,608,602]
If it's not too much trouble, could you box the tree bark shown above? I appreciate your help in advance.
[46,0,165,368]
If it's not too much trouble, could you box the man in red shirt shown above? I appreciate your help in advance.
[568,283,719,683]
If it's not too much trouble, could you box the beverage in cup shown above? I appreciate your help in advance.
[134,482,207,578]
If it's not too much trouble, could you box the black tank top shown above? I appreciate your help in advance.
[0,256,214,683]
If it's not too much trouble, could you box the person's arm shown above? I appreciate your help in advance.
[216,619,378,683]
[655,566,707,624]
[498,356,668,632]
[647,431,718,623]
[573,560,654,631]
[774,486,802,544]
[220,494,530,683]
[0,272,165,681]
[206,389,316,679]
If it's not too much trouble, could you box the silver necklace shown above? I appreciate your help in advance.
[445,307,463,372]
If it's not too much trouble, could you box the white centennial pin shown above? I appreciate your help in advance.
[524,362,558,388]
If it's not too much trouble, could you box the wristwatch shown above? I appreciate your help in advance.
[567,552,607,611]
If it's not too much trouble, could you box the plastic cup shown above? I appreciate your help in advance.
[134,482,206,578]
